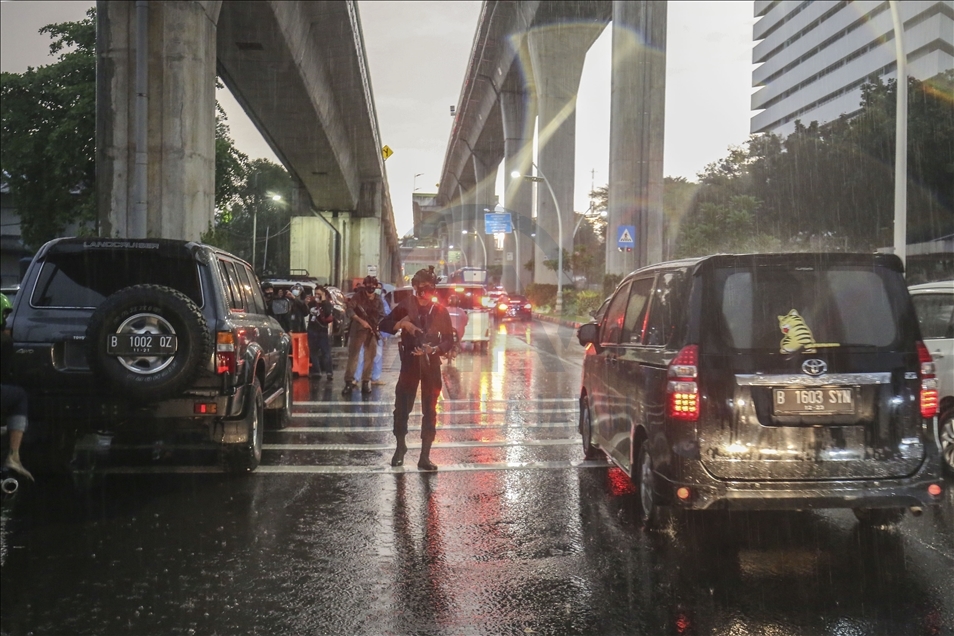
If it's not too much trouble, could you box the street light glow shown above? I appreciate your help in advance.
[271,194,282,201]
[510,170,521,179]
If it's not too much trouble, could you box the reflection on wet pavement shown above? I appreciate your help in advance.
[0,322,951,635]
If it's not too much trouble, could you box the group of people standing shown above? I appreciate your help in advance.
[262,268,455,471]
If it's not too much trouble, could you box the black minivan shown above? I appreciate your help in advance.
[577,253,944,526]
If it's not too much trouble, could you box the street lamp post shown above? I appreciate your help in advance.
[512,161,564,314]
[463,229,487,268]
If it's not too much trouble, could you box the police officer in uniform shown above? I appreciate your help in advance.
[378,267,454,470]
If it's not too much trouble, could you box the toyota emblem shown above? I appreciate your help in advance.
[802,359,827,376]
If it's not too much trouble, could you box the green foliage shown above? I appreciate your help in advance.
[524,283,556,310]
[1,8,96,248]
[572,289,603,319]
[204,158,293,276]
[676,72,954,255]
[542,248,572,273]
[674,195,783,257]
[1,11,269,254]
[214,99,249,214]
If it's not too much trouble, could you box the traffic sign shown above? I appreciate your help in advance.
[381,145,393,161]
[484,212,512,234]
[617,225,636,249]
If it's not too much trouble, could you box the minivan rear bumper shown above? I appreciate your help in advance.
[662,456,944,511]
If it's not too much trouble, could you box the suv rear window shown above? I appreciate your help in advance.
[711,265,908,352]
[31,250,203,308]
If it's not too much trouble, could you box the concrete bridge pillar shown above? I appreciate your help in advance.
[457,184,477,270]
[501,90,535,294]
[527,24,604,287]
[97,0,219,240]
[606,1,667,274]
[473,154,497,271]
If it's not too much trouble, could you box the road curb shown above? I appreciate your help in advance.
[532,313,582,330]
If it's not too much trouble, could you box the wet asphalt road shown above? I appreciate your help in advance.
[1,320,952,636]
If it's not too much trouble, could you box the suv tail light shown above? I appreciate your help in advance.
[216,332,236,375]
[917,341,938,418]
[667,344,699,421]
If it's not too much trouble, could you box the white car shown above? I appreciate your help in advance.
[435,283,491,352]
[909,280,954,473]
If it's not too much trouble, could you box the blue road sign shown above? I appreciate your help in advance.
[617,225,636,249]
[484,212,513,234]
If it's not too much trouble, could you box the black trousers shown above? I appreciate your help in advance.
[392,355,442,444]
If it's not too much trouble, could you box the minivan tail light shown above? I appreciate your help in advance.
[917,341,938,418]
[668,345,699,421]
[216,332,236,375]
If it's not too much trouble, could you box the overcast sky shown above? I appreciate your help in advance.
[1,0,757,236]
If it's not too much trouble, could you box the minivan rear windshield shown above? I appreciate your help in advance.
[31,251,203,308]
[710,265,910,352]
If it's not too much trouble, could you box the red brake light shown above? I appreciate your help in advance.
[667,345,699,421]
[917,341,938,418]
[216,332,237,375]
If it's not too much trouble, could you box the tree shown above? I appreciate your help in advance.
[1,8,96,248]
[2,11,272,251]
[204,158,293,276]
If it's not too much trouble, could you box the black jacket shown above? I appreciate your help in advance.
[379,296,455,365]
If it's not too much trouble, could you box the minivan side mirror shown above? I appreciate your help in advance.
[577,322,600,349]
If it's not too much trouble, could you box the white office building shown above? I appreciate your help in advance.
[751,1,954,137]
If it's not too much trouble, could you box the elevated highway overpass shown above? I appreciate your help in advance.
[96,0,400,287]
[432,0,667,294]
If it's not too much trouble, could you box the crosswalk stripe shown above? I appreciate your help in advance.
[294,398,577,407]
[263,439,577,451]
[273,422,575,433]
[94,459,610,475]
[290,408,577,418]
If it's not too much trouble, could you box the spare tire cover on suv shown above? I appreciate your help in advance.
[86,284,212,401]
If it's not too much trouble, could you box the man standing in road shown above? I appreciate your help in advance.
[342,276,385,395]
[378,267,455,471]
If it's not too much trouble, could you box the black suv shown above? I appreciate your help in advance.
[6,238,292,473]
[577,253,944,526]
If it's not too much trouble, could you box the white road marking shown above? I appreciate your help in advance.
[274,422,575,433]
[263,439,577,451]
[95,459,610,475]
[294,398,577,407]
[290,408,577,418]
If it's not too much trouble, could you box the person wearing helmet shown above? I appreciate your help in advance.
[378,266,454,470]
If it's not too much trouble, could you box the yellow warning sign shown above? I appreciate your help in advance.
[381,145,393,161]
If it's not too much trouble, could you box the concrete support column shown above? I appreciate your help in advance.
[97,0,218,240]
[606,1,667,275]
[527,24,603,287]
[473,154,497,270]
[501,90,535,294]
[457,184,477,269]
[340,215,381,291]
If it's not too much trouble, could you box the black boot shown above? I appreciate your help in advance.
[417,439,437,471]
[361,381,372,395]
[341,381,355,395]
[390,435,407,467]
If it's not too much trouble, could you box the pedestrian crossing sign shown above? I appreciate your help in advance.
[617,225,636,249]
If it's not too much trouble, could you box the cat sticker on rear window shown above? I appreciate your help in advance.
[778,309,840,353]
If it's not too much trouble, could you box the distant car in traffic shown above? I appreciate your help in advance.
[577,252,944,527]
[504,294,532,321]
[435,283,491,352]
[908,280,953,474]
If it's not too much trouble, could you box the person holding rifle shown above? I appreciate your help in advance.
[342,275,385,395]
[378,267,455,471]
